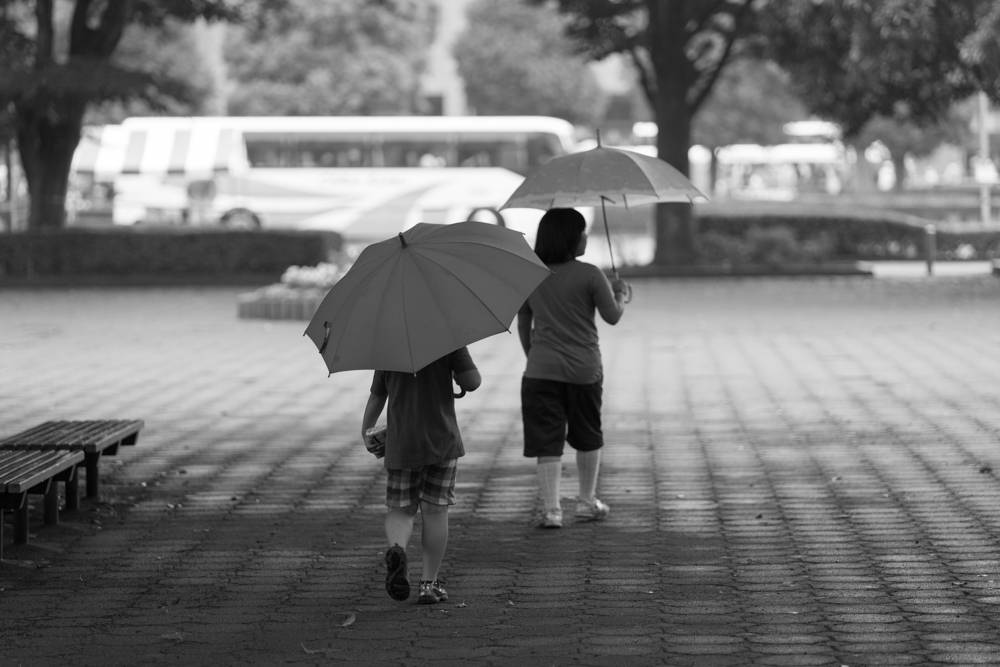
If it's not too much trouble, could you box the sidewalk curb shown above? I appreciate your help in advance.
[610,260,874,278]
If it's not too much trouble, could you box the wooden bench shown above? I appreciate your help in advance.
[0,450,85,557]
[0,420,144,505]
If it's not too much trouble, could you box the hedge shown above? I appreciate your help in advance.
[0,227,343,278]
[694,204,1000,262]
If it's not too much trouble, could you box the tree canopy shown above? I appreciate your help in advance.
[692,58,809,148]
[755,0,993,137]
[223,0,435,116]
[86,20,219,124]
[453,0,607,126]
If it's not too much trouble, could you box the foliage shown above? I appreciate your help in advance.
[692,58,810,148]
[754,0,993,137]
[224,0,435,116]
[86,20,219,123]
[960,0,1000,94]
[698,225,836,266]
[453,0,607,126]
[0,227,341,278]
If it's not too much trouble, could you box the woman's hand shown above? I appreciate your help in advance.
[611,277,632,304]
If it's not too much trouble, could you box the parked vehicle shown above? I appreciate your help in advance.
[70,115,577,244]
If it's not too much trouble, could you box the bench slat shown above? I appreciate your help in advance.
[0,419,144,452]
[0,451,84,493]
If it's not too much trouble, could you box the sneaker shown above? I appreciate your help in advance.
[385,545,410,601]
[575,498,610,521]
[539,508,563,529]
[418,580,449,604]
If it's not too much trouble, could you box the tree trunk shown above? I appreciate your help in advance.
[891,154,907,191]
[649,0,697,265]
[16,101,86,230]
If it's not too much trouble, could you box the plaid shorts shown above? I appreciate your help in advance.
[385,459,458,508]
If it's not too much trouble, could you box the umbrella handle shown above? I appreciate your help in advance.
[612,270,633,304]
[454,388,467,399]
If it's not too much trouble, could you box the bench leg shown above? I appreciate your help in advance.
[14,495,29,544]
[85,452,101,499]
[44,483,60,526]
[66,469,79,511]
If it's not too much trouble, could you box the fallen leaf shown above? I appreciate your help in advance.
[302,643,321,655]
[456,602,468,608]
[160,631,184,641]
[342,613,356,627]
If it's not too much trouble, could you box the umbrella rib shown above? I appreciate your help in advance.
[397,252,417,373]
[413,249,521,332]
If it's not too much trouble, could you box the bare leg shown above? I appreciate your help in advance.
[576,449,601,505]
[385,505,418,549]
[536,456,562,511]
[420,500,449,581]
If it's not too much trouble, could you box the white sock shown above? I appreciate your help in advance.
[536,458,562,511]
[576,449,601,505]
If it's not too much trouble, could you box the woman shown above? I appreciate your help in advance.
[518,208,629,529]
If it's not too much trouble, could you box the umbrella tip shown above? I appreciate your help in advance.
[596,128,601,148]
[398,232,407,248]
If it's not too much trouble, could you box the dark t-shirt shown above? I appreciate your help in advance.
[370,347,478,470]
[521,260,616,384]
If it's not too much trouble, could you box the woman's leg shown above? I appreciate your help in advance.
[568,381,609,519]
[523,377,568,519]
[419,500,449,581]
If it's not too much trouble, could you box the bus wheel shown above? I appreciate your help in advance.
[222,209,261,230]
[466,207,506,227]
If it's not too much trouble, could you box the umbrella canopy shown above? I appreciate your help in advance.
[305,221,551,375]
[500,145,707,211]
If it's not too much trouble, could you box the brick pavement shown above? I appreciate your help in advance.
[1,276,1000,666]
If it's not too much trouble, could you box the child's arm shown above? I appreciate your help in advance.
[361,392,387,445]
[454,369,482,393]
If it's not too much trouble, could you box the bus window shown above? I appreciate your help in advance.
[245,136,290,168]
[245,133,373,168]
[381,136,453,168]
[297,136,371,168]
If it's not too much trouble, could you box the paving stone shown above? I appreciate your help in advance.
[3,278,1000,664]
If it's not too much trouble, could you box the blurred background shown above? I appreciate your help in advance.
[1,0,999,274]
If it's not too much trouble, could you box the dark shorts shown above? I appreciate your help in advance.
[521,376,603,458]
[385,459,458,508]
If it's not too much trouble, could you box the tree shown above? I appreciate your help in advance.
[693,57,809,149]
[0,0,283,230]
[453,0,607,126]
[853,110,970,192]
[534,0,760,264]
[224,0,435,116]
[536,0,997,264]
[86,20,219,124]
[755,0,991,136]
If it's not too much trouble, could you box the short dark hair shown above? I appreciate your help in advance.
[534,208,585,264]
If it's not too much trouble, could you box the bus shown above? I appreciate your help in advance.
[713,142,849,200]
[70,115,577,244]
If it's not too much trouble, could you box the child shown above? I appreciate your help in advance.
[361,346,481,604]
